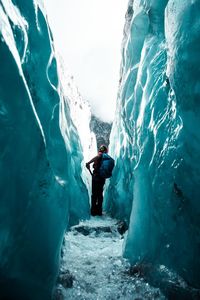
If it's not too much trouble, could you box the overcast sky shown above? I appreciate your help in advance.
[45,0,128,122]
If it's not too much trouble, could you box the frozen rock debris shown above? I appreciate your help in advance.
[55,216,165,300]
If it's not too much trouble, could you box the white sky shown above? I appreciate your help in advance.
[45,0,128,122]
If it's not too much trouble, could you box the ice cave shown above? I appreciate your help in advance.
[0,0,200,299]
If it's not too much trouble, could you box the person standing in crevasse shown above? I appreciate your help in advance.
[86,145,114,216]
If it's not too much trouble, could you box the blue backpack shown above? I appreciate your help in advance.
[99,153,115,178]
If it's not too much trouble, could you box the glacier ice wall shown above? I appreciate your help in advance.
[105,0,200,288]
[0,0,90,299]
[57,58,97,195]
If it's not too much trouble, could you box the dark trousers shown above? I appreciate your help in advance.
[91,175,105,216]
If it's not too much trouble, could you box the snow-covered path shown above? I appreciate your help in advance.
[54,216,165,300]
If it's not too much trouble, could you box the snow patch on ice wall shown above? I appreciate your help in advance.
[0,0,91,299]
[57,57,97,193]
[105,0,200,288]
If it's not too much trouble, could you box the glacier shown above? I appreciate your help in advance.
[0,0,92,299]
[105,0,200,290]
[1,0,200,298]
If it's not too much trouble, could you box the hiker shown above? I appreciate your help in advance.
[86,145,114,216]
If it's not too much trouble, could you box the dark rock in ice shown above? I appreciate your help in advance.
[116,220,128,235]
[57,270,74,288]
[95,226,113,234]
[127,263,152,278]
[73,226,90,236]
[53,287,64,300]
[73,225,113,236]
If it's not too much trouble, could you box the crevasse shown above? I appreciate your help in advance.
[105,0,200,288]
[1,0,200,298]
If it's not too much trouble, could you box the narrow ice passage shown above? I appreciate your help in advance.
[54,216,165,299]
[1,1,200,299]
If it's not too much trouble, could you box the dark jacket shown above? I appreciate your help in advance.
[86,152,103,175]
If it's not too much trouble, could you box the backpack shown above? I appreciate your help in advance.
[99,153,115,178]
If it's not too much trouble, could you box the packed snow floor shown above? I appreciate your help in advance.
[55,216,165,300]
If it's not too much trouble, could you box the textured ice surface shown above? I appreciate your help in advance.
[57,57,97,195]
[0,0,90,299]
[105,0,200,289]
[56,216,165,300]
